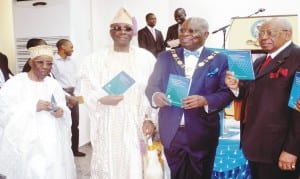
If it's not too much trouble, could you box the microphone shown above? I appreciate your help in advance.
[248,8,266,17]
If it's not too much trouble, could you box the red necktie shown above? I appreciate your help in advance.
[259,56,272,72]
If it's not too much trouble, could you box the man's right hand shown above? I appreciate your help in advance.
[225,71,239,90]
[98,95,124,106]
[296,98,300,112]
[36,100,53,112]
[153,92,170,108]
[66,96,79,108]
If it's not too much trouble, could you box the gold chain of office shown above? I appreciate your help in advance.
[170,49,219,69]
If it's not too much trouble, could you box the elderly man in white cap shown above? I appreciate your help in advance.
[0,45,76,179]
[78,7,159,179]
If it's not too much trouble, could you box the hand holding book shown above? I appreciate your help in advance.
[165,74,191,107]
[288,72,300,110]
[296,98,300,112]
[208,48,255,80]
[102,71,135,95]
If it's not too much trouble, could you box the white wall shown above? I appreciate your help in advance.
[0,0,15,73]
[90,0,300,49]
[13,0,70,37]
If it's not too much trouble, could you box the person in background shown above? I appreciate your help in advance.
[225,18,300,178]
[0,45,76,179]
[22,38,47,72]
[51,39,85,157]
[164,8,186,49]
[77,7,157,179]
[0,52,13,88]
[138,12,165,58]
[146,17,233,179]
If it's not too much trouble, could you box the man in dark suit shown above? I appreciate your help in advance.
[138,13,165,58]
[164,8,186,48]
[146,17,233,179]
[226,18,300,178]
[0,52,13,88]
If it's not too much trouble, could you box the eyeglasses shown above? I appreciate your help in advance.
[258,30,289,38]
[179,28,201,34]
[34,60,53,67]
[110,26,133,32]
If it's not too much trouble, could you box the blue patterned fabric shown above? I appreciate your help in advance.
[212,138,251,179]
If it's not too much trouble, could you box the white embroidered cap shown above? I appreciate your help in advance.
[28,45,54,59]
[111,7,133,26]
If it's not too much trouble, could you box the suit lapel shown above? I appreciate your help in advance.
[256,44,292,79]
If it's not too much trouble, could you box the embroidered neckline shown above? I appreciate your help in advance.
[170,48,219,69]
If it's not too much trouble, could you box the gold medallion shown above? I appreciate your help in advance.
[198,62,205,67]
[177,60,183,65]
[207,55,214,60]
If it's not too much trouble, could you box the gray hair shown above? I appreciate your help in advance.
[263,18,292,31]
[184,17,209,34]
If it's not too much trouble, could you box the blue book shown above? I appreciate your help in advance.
[50,94,57,112]
[102,71,135,95]
[288,72,300,109]
[165,74,191,107]
[208,48,254,80]
[226,50,255,80]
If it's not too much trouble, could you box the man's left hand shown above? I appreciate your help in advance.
[296,98,300,112]
[278,150,297,171]
[66,96,78,108]
[51,107,64,118]
[182,95,208,109]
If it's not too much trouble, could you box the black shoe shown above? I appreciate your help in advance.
[73,151,86,157]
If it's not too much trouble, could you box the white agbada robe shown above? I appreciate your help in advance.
[79,46,156,179]
[0,73,76,179]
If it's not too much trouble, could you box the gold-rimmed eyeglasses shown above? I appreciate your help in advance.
[258,30,289,38]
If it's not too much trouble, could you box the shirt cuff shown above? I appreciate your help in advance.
[231,88,239,97]
[151,92,161,107]
[204,105,208,113]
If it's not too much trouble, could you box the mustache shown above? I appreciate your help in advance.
[192,33,201,38]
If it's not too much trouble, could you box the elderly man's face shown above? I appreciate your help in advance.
[179,20,208,51]
[258,21,291,53]
[110,23,133,47]
[29,55,53,80]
